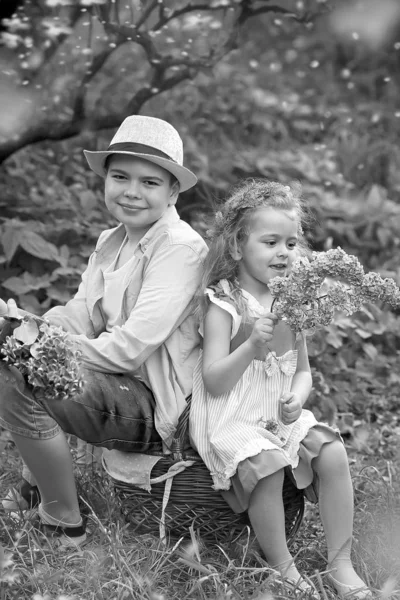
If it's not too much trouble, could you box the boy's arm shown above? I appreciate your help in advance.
[73,242,204,372]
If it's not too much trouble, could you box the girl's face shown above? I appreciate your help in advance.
[235,206,299,291]
[104,155,178,240]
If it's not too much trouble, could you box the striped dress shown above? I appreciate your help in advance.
[189,279,329,493]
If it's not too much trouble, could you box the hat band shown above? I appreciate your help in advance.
[107,142,177,163]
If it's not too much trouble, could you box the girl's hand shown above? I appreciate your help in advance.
[248,313,277,350]
[279,392,302,425]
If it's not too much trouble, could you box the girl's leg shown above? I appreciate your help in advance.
[248,469,303,583]
[313,440,367,588]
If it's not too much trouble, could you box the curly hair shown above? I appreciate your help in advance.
[196,178,311,319]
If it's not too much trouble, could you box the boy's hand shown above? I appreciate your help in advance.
[248,313,277,349]
[0,299,21,342]
[279,392,302,425]
[0,298,19,319]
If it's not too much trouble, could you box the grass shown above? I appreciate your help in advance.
[1,434,400,600]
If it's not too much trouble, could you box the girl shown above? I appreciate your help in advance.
[189,179,371,598]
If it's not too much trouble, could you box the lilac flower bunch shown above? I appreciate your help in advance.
[269,247,400,334]
[1,317,84,401]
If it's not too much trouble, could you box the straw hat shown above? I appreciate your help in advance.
[84,115,197,192]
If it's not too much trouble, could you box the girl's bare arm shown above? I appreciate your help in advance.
[202,303,275,397]
[290,333,312,406]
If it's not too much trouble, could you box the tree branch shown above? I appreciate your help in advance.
[72,46,119,121]
[0,0,320,164]
[136,0,158,29]
[39,5,82,68]
[153,2,237,30]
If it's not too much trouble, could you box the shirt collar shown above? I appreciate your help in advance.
[97,206,180,262]
[137,206,180,252]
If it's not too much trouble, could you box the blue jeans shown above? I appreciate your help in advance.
[0,362,161,452]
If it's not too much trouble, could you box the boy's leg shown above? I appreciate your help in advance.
[11,431,82,525]
[0,363,160,526]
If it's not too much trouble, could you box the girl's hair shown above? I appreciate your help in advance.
[197,178,311,319]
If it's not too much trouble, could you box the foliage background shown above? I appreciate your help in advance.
[1,0,400,598]
[1,0,400,424]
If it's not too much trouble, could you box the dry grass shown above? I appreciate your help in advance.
[1,438,400,600]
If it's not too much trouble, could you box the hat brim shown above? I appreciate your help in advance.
[83,150,197,193]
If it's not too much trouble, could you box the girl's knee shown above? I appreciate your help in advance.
[314,440,349,474]
[258,468,285,491]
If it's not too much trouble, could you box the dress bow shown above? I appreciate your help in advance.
[264,350,297,378]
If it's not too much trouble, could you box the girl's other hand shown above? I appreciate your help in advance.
[279,392,302,424]
[248,313,277,349]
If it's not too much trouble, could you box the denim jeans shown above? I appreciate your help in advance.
[0,362,161,452]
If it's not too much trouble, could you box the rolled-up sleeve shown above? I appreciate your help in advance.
[74,242,203,373]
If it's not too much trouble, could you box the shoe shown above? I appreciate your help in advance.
[39,521,87,548]
[38,504,87,548]
[2,479,41,512]
[283,575,320,599]
[326,573,372,599]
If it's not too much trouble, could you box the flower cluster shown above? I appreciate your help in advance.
[260,418,279,434]
[1,317,84,401]
[269,247,400,334]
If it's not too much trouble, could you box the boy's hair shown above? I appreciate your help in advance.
[197,178,311,319]
[104,154,180,190]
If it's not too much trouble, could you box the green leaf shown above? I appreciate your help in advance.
[326,329,343,349]
[365,184,385,210]
[19,230,61,263]
[2,273,52,295]
[1,223,61,264]
[1,224,21,262]
[13,318,39,345]
[362,343,378,361]
[355,328,372,339]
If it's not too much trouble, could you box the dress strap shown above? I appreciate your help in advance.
[201,280,242,339]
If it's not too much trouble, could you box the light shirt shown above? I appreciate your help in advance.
[45,207,208,444]
[102,236,133,331]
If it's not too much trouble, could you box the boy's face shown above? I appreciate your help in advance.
[104,155,179,239]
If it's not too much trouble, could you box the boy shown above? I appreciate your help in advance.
[0,116,208,545]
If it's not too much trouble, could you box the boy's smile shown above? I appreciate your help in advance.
[104,155,178,241]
